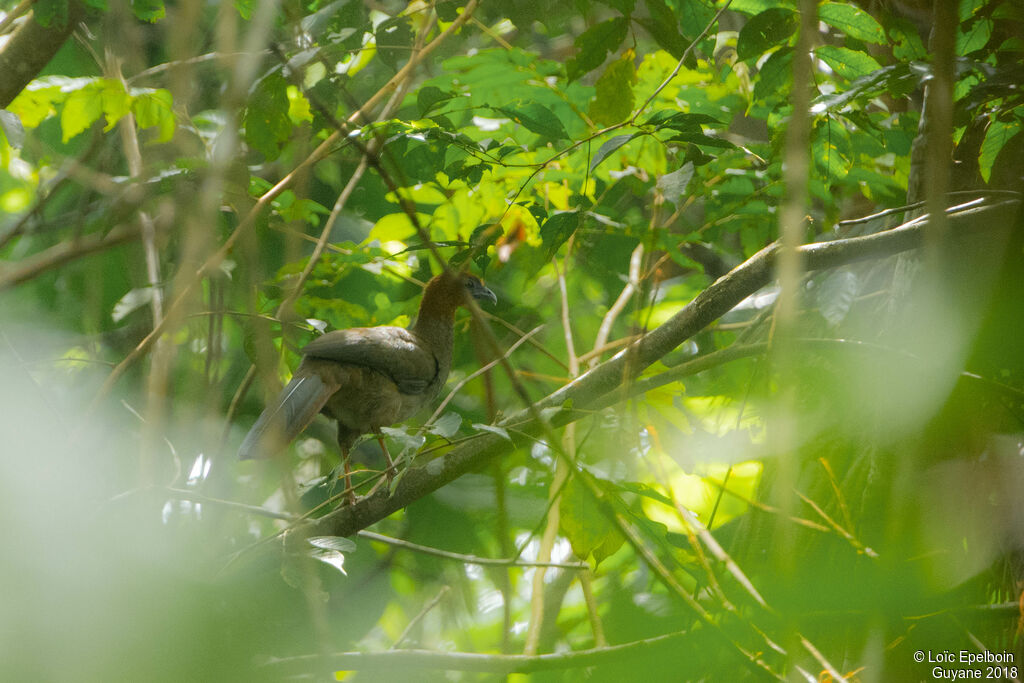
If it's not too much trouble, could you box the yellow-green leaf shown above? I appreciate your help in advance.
[132,89,175,142]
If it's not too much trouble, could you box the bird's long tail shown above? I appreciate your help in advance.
[238,373,336,460]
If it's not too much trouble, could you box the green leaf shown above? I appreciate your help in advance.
[737,7,797,61]
[812,118,852,180]
[613,481,672,505]
[655,162,694,206]
[597,0,635,13]
[957,18,992,56]
[244,73,292,160]
[979,118,1019,183]
[131,89,175,142]
[559,475,624,566]
[638,0,686,58]
[752,46,793,102]
[666,132,733,149]
[642,110,720,129]
[810,63,916,113]
[434,0,460,21]
[493,101,568,141]
[590,133,640,171]
[566,17,630,82]
[131,0,166,22]
[417,86,456,117]
[376,17,414,69]
[34,0,70,27]
[60,86,103,143]
[589,53,638,126]
[234,0,254,20]
[815,45,882,81]
[539,210,581,261]
[819,2,885,44]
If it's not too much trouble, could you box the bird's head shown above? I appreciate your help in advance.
[418,270,497,322]
[457,272,498,306]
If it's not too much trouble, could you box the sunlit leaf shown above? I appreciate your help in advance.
[471,423,511,441]
[308,536,358,553]
[819,2,885,44]
[815,45,882,81]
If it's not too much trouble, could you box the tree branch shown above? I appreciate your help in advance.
[0,223,143,291]
[0,2,86,108]
[262,628,698,676]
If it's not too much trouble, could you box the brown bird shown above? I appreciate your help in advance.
[239,270,497,501]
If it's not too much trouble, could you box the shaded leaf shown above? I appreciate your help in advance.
[559,475,624,566]
[539,210,581,261]
[131,0,165,22]
[243,73,291,160]
[655,162,694,206]
[417,86,456,117]
[590,133,640,171]
[380,426,426,451]
[494,102,568,141]
[737,7,797,61]
[979,121,1019,183]
[816,268,860,326]
[428,412,462,438]
[589,52,638,126]
[638,0,686,58]
[566,17,630,82]
[752,47,793,102]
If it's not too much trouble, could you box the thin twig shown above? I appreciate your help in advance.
[357,530,588,569]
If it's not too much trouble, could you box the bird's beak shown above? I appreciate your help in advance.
[471,281,497,306]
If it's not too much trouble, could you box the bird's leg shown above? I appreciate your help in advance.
[340,446,356,505]
[376,433,395,483]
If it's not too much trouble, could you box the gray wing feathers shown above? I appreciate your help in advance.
[238,374,337,459]
[301,327,436,390]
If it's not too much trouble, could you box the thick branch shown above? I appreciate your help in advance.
[0,223,142,291]
[0,3,86,108]
[262,628,695,676]
[301,198,1020,539]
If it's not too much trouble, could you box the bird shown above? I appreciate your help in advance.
[238,269,497,503]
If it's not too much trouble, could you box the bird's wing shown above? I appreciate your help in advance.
[300,326,438,394]
[238,372,340,459]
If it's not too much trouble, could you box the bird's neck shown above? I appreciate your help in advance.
[411,286,458,365]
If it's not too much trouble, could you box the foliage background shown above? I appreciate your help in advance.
[1,0,1023,680]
